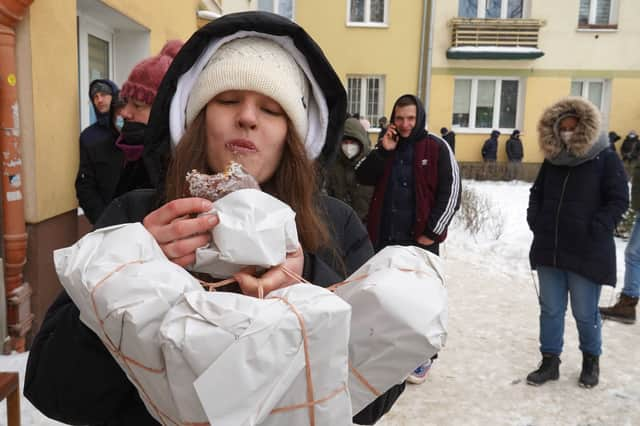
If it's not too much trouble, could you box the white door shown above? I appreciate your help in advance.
[78,15,114,131]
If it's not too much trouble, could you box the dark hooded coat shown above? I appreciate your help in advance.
[26,12,402,426]
[326,118,374,222]
[355,95,461,251]
[80,79,119,146]
[527,97,629,286]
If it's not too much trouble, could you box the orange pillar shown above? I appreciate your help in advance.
[0,0,34,352]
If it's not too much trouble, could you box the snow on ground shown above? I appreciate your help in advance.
[1,179,638,425]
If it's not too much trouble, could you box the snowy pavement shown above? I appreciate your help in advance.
[1,180,638,425]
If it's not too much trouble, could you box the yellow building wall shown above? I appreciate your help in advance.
[23,0,199,223]
[609,79,640,136]
[296,1,423,119]
[25,1,79,224]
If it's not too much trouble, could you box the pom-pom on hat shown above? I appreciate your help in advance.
[185,37,310,142]
[121,40,183,106]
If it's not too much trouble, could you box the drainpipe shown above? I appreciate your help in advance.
[0,0,34,353]
[417,0,428,101]
[421,0,436,128]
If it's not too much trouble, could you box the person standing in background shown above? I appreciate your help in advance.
[599,158,640,324]
[506,129,524,180]
[440,127,456,154]
[326,117,374,223]
[75,40,183,224]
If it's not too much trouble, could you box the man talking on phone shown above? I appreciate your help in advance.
[356,94,460,255]
[355,95,460,386]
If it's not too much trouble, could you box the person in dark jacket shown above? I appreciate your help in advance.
[326,117,374,223]
[620,130,639,163]
[26,12,402,426]
[440,127,456,153]
[599,157,640,324]
[525,97,628,389]
[356,94,460,256]
[80,79,119,147]
[506,129,524,180]
[75,40,182,224]
[377,116,388,141]
[608,131,621,153]
[355,94,460,385]
[481,129,500,162]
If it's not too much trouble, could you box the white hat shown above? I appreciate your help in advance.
[185,37,310,142]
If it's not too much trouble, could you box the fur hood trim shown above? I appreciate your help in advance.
[537,96,602,159]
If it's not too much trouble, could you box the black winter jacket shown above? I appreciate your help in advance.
[75,137,124,224]
[528,97,629,285]
[481,136,498,161]
[25,190,399,426]
[506,136,524,161]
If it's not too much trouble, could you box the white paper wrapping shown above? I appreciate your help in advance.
[334,245,448,414]
[191,189,299,278]
[53,223,204,425]
[159,284,353,426]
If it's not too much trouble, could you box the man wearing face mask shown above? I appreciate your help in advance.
[326,117,374,223]
[75,40,183,225]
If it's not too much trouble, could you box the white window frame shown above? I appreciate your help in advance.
[346,0,389,27]
[451,76,523,133]
[570,78,608,110]
[459,0,528,19]
[346,75,385,128]
[257,0,295,20]
[577,0,618,28]
[77,14,114,132]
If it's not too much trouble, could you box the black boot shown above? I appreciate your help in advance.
[579,353,599,388]
[526,353,560,386]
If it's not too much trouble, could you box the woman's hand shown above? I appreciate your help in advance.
[234,245,305,298]
[143,198,219,267]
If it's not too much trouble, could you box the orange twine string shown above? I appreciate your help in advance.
[90,259,182,426]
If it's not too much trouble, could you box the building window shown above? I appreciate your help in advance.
[347,75,385,127]
[578,0,617,27]
[452,78,520,130]
[571,79,606,111]
[348,0,387,25]
[258,0,294,20]
[458,0,523,18]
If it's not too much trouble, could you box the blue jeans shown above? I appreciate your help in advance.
[623,215,640,297]
[537,266,602,356]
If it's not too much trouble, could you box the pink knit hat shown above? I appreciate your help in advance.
[121,40,183,106]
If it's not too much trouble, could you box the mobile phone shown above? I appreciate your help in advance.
[391,125,399,141]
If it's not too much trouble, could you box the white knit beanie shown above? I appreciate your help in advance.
[185,37,310,142]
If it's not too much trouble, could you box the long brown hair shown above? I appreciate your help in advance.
[164,110,330,252]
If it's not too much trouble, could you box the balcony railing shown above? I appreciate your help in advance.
[447,18,546,59]
[450,18,545,48]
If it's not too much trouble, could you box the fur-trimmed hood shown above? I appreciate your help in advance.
[537,96,602,160]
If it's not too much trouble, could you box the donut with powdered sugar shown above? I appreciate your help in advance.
[186,162,260,202]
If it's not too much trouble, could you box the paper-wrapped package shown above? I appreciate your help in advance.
[192,189,299,278]
[54,223,204,425]
[159,284,353,426]
[333,245,448,414]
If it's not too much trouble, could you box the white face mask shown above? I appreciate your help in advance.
[560,131,574,144]
[342,143,360,159]
[115,116,124,131]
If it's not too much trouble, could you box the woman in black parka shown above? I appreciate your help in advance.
[525,96,628,389]
[25,12,403,426]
